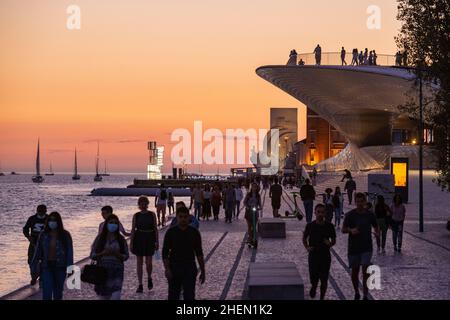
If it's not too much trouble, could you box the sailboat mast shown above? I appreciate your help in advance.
[74,148,78,175]
[95,142,100,175]
[36,139,41,176]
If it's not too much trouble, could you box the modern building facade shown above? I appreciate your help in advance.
[147,141,164,180]
[269,108,298,169]
[257,64,436,171]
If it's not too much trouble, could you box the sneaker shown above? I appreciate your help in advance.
[30,278,37,286]
[136,285,143,293]
[148,278,153,290]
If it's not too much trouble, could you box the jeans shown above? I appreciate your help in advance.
[376,218,388,249]
[225,202,234,222]
[168,263,198,301]
[391,220,404,249]
[41,264,67,300]
[194,201,202,219]
[347,190,354,205]
[334,207,343,227]
[235,200,241,217]
[303,200,314,224]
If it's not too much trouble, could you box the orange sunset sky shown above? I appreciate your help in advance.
[0,0,401,173]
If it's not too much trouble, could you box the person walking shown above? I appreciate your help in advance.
[170,202,200,229]
[358,51,364,65]
[224,184,236,223]
[155,184,168,226]
[244,183,262,245]
[269,178,283,218]
[98,206,130,236]
[303,204,336,300]
[23,204,49,285]
[163,206,205,301]
[300,179,316,223]
[202,184,212,221]
[90,214,129,300]
[130,196,158,293]
[323,188,334,223]
[373,50,378,66]
[342,193,380,300]
[344,177,357,205]
[341,47,347,66]
[167,189,175,215]
[192,183,204,220]
[351,48,359,66]
[235,185,244,219]
[314,45,322,65]
[31,211,73,300]
[341,169,352,182]
[333,186,344,228]
[391,194,406,253]
[211,185,222,221]
[375,195,392,254]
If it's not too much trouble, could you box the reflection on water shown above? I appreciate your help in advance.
[0,174,187,296]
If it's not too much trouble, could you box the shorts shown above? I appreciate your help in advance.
[308,252,331,284]
[348,251,372,268]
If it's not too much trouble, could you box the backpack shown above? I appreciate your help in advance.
[160,189,167,200]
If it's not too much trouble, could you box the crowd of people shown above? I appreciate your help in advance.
[287,46,408,67]
[22,170,407,301]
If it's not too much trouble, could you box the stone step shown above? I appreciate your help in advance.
[258,218,286,238]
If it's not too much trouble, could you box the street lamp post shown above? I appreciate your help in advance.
[419,72,424,233]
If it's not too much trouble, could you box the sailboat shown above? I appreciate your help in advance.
[0,161,4,176]
[94,142,102,182]
[72,148,81,180]
[100,160,110,177]
[32,139,44,183]
[45,162,55,176]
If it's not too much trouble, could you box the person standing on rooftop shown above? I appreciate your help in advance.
[287,49,298,66]
[314,45,322,65]
[341,47,347,66]
[358,51,364,65]
[373,50,378,66]
[363,48,369,65]
[351,48,359,66]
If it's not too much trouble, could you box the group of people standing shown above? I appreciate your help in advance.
[190,183,244,223]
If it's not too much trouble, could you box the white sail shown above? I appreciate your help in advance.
[74,149,78,176]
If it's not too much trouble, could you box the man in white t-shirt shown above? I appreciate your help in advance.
[155,184,168,226]
[234,185,244,219]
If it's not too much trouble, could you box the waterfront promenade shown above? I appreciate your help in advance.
[3,172,449,300]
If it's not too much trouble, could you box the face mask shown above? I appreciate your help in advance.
[48,221,58,230]
[107,223,119,233]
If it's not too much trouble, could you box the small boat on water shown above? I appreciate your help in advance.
[0,161,4,176]
[45,162,55,176]
[11,172,18,175]
[32,139,44,183]
[72,148,81,180]
[94,142,102,182]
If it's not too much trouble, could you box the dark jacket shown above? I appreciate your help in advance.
[300,184,316,201]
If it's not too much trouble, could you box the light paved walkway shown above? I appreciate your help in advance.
[22,173,450,300]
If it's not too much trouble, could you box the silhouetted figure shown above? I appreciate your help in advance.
[269,178,283,218]
[402,50,408,67]
[323,188,334,223]
[391,194,406,253]
[369,51,374,65]
[341,169,352,182]
[298,59,305,66]
[358,51,364,65]
[300,179,316,223]
[287,49,298,66]
[344,177,357,205]
[341,47,347,66]
[363,48,369,65]
[395,51,402,66]
[314,45,322,65]
[351,48,359,66]
[373,50,378,66]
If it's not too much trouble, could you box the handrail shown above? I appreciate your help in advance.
[289,52,397,67]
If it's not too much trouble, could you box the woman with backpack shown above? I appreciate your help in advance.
[90,214,129,300]
[332,186,344,228]
[131,197,158,293]
[31,211,73,300]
